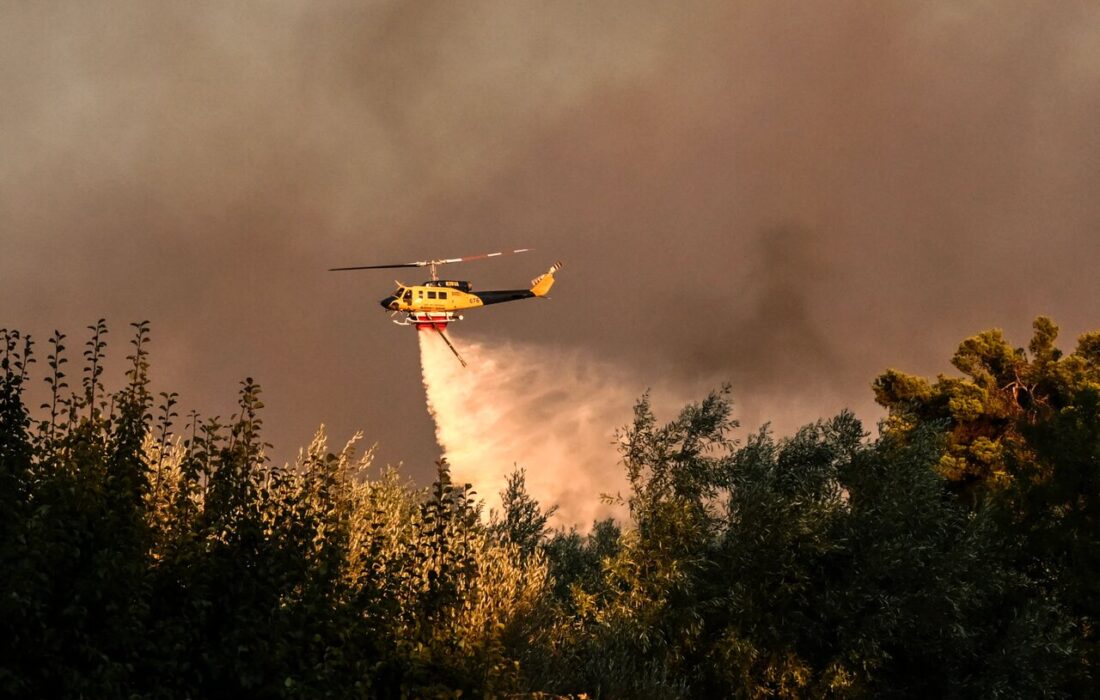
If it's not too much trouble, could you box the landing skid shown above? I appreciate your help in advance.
[393,311,462,328]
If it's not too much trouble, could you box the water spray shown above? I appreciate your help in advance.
[416,331,693,528]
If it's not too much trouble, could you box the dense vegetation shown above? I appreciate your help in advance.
[1,318,1096,698]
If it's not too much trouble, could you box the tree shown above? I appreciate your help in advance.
[2,317,1092,697]
[1008,387,1100,691]
[874,316,1100,503]
[491,467,557,558]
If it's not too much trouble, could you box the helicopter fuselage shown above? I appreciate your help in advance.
[379,263,559,325]
[331,251,560,364]
[378,279,537,315]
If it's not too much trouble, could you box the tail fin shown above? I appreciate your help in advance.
[530,261,562,297]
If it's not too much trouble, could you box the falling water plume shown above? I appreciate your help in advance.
[417,330,689,528]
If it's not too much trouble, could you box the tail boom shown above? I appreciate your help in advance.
[469,261,564,306]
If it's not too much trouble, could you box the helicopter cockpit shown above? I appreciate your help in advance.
[379,286,412,310]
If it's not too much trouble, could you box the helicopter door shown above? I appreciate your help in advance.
[402,289,413,306]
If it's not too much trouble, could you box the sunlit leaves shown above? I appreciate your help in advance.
[875,316,1100,501]
[0,319,1095,697]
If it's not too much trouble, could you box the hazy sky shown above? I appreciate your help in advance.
[4,1,1100,492]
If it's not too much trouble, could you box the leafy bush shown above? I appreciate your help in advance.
[0,319,1094,697]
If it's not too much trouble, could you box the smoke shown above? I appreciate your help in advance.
[418,329,695,528]
[4,1,1100,481]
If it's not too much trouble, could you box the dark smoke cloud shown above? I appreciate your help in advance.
[4,1,1100,484]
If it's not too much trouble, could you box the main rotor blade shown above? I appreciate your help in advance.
[438,248,533,265]
[328,263,422,272]
[329,248,532,272]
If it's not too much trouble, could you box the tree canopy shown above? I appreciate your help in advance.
[0,319,1095,697]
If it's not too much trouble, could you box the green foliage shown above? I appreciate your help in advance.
[543,518,621,605]
[873,316,1100,689]
[874,316,1100,502]
[0,319,1095,697]
[1007,387,1100,691]
[491,467,558,558]
[533,387,1077,698]
[0,323,550,698]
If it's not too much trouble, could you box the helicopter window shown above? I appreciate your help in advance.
[439,291,448,299]
[402,290,412,302]
[427,291,437,299]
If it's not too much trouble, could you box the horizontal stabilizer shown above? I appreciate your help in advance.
[530,261,563,297]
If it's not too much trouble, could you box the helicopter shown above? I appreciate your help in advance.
[329,248,562,367]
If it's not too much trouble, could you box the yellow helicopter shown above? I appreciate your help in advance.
[329,249,562,366]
